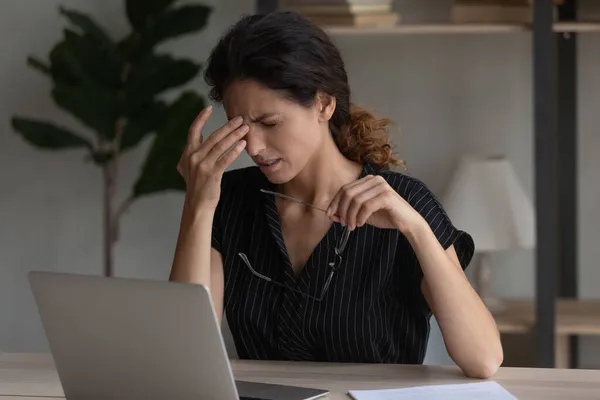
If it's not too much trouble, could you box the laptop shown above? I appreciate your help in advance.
[28,271,329,400]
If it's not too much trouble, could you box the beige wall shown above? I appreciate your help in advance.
[1,0,598,368]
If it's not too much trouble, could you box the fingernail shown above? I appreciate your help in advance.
[233,116,243,124]
[241,124,249,132]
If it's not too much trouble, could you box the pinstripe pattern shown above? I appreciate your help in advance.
[211,163,474,364]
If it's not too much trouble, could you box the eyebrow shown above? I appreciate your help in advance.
[228,113,278,123]
[251,113,278,122]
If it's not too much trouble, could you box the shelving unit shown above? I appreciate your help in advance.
[322,21,600,35]
[255,0,592,369]
[495,298,600,368]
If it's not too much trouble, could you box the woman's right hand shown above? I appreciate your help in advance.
[177,105,248,212]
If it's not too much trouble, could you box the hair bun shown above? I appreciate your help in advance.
[334,104,405,170]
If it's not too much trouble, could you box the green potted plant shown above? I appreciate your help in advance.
[10,0,212,277]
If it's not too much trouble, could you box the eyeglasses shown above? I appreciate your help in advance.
[237,189,352,301]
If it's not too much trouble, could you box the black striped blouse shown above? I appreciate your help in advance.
[211,163,474,364]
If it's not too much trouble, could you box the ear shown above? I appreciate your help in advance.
[316,92,336,122]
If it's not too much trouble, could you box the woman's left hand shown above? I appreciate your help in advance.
[326,175,425,233]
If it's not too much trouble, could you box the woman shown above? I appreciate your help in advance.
[170,11,502,379]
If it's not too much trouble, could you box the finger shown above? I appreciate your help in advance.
[336,176,380,225]
[187,105,213,150]
[176,159,183,177]
[327,175,374,220]
[329,214,342,223]
[215,140,247,171]
[177,153,188,181]
[198,115,245,158]
[204,123,249,165]
[356,194,388,228]
[346,182,388,230]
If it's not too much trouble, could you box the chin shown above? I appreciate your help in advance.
[262,170,293,185]
[265,175,289,185]
[258,159,295,184]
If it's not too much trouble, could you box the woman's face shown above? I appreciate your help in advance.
[222,79,334,184]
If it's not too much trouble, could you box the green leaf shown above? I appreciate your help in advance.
[47,35,120,139]
[27,57,51,76]
[116,33,138,61]
[49,41,79,85]
[57,7,122,89]
[62,29,123,89]
[141,5,211,51]
[127,55,200,99]
[11,117,92,150]
[121,101,169,150]
[54,32,100,88]
[132,91,205,198]
[126,0,177,32]
[52,84,117,139]
[59,6,113,46]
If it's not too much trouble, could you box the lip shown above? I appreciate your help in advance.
[257,158,281,173]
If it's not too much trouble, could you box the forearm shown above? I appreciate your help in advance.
[405,220,503,378]
[169,199,215,286]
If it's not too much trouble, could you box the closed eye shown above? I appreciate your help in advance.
[262,120,279,128]
[252,113,281,127]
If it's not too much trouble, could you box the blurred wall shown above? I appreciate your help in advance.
[1,0,599,368]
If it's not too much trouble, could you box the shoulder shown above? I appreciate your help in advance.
[212,166,264,248]
[221,165,263,185]
[212,165,266,218]
[371,167,438,212]
[219,165,265,195]
[373,166,474,264]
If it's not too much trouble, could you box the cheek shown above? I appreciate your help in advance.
[279,119,323,153]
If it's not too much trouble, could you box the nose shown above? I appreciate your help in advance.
[244,127,266,158]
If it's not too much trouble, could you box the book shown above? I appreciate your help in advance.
[303,12,400,27]
[285,3,393,15]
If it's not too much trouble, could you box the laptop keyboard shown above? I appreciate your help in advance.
[239,397,270,400]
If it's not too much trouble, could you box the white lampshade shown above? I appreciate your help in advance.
[442,154,535,252]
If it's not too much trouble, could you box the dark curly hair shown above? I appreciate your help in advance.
[204,10,404,170]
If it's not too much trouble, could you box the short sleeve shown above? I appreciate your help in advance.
[209,167,255,256]
[407,181,475,271]
[210,172,234,255]
[397,180,475,315]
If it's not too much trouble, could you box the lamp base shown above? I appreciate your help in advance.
[475,253,506,314]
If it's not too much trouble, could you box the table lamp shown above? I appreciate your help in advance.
[442,155,535,313]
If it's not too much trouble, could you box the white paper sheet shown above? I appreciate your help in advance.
[348,381,517,400]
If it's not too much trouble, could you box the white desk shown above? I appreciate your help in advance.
[2,353,600,399]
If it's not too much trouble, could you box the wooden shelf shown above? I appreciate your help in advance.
[493,299,600,368]
[323,22,600,35]
[555,22,600,32]
[494,298,600,336]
